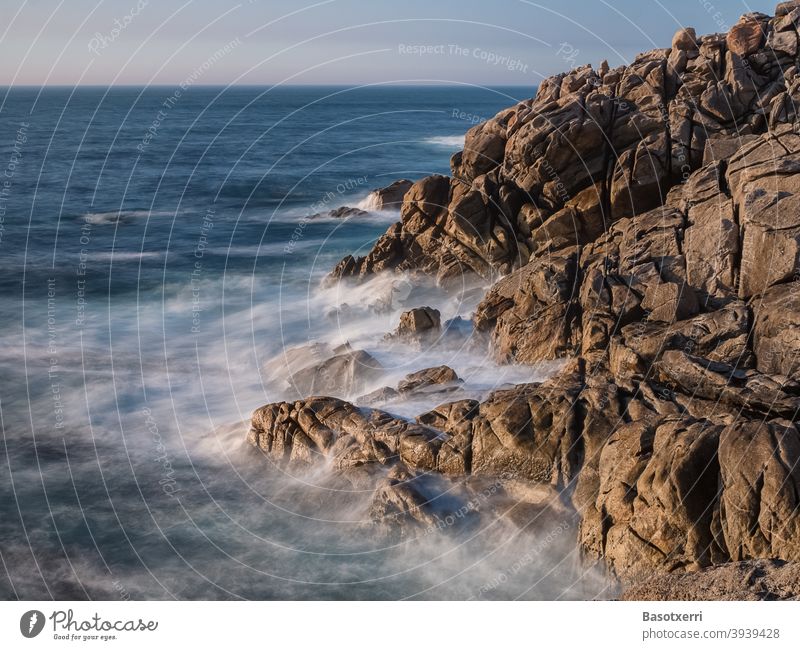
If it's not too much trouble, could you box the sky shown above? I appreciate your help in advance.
[0,0,777,86]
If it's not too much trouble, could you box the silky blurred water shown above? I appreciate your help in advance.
[0,85,612,600]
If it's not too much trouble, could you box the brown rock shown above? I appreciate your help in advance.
[738,189,800,298]
[672,27,698,51]
[470,377,582,485]
[776,1,800,17]
[474,247,580,363]
[727,17,765,56]
[718,420,800,562]
[767,28,798,55]
[592,416,725,579]
[360,179,413,211]
[655,350,800,417]
[753,281,800,376]
[418,399,479,475]
[622,559,800,600]
[355,386,400,407]
[613,300,752,380]
[702,134,759,165]
[388,306,441,342]
[684,196,739,305]
[290,349,384,397]
[397,365,461,394]
[642,280,699,322]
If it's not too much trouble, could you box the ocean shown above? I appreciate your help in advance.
[0,85,611,599]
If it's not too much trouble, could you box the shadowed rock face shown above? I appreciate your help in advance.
[251,5,800,598]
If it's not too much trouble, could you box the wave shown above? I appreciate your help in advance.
[91,251,162,261]
[83,210,177,225]
[423,135,465,148]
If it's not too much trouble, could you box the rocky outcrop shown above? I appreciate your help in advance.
[252,7,800,597]
[718,419,800,562]
[330,7,800,288]
[248,396,444,482]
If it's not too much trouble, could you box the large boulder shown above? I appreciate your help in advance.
[388,306,441,343]
[725,128,800,298]
[753,281,800,376]
[718,419,800,562]
[585,416,726,580]
[397,365,461,394]
[468,375,584,485]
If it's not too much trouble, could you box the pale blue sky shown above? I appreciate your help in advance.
[0,0,775,86]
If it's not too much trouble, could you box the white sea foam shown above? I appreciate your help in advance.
[423,135,465,148]
[2,261,610,600]
[83,209,177,224]
[91,251,162,261]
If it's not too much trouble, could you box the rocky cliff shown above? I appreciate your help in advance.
[250,5,800,599]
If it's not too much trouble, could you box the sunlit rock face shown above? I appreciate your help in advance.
[252,6,800,597]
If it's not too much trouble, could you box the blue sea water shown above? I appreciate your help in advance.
[0,85,611,600]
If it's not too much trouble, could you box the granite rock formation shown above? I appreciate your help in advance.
[252,5,800,599]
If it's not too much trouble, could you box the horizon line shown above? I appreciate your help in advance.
[0,82,538,89]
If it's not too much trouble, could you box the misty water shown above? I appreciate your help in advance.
[0,86,613,599]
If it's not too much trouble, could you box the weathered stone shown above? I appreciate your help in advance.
[655,350,800,417]
[290,349,384,397]
[397,365,461,394]
[355,386,400,407]
[702,134,759,165]
[776,1,800,18]
[388,306,441,342]
[718,420,800,562]
[359,179,413,211]
[418,399,479,475]
[325,206,368,219]
[672,27,698,51]
[474,247,580,363]
[470,377,582,485]
[767,28,798,55]
[591,416,726,579]
[738,189,800,298]
[622,559,800,600]
[684,192,739,305]
[753,281,800,376]
[612,301,752,381]
[642,280,699,322]
[727,17,765,56]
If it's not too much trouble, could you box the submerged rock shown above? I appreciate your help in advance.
[289,349,383,397]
